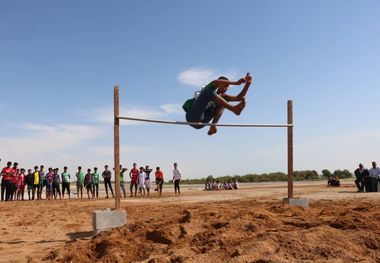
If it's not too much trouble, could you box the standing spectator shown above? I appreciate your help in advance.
[52,168,61,200]
[61,166,71,199]
[76,166,84,199]
[129,163,139,197]
[17,168,26,200]
[138,167,146,197]
[354,164,368,192]
[155,167,164,196]
[84,169,94,199]
[232,178,239,190]
[102,165,114,198]
[172,163,182,196]
[38,165,45,200]
[26,169,34,200]
[144,165,153,197]
[32,166,39,200]
[368,161,380,192]
[1,162,13,201]
[11,163,19,200]
[45,168,54,200]
[92,167,100,198]
[120,165,127,198]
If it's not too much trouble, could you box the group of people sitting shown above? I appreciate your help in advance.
[354,162,380,192]
[205,178,239,191]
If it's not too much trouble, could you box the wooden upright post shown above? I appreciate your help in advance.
[287,100,294,198]
[114,86,121,210]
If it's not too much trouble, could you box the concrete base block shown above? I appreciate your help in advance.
[93,209,127,235]
[282,197,309,208]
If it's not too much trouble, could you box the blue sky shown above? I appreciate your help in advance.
[1,1,379,179]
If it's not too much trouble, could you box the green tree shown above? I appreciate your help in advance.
[322,169,332,178]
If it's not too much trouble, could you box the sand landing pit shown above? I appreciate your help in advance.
[0,181,379,262]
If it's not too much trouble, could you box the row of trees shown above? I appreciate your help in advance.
[180,169,353,185]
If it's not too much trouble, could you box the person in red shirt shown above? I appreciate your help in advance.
[10,163,19,200]
[129,163,139,197]
[1,162,13,201]
[155,167,164,197]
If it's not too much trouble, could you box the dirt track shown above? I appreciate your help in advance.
[0,181,379,262]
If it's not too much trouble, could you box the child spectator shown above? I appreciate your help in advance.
[84,169,94,199]
[155,167,164,196]
[138,167,146,197]
[17,168,26,201]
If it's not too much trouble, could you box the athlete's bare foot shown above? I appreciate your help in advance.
[231,98,246,116]
[207,125,217,136]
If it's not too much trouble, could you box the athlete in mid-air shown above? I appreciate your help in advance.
[183,72,253,135]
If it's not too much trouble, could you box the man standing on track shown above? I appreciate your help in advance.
[32,166,39,200]
[129,163,139,197]
[120,165,127,198]
[76,166,84,199]
[172,163,182,196]
[102,165,114,198]
[38,165,45,200]
[61,166,71,199]
[368,161,380,192]
[92,167,100,198]
[155,166,164,197]
[1,162,13,201]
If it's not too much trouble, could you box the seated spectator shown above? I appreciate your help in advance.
[327,175,340,187]
[354,163,368,192]
[226,180,233,190]
[204,180,211,191]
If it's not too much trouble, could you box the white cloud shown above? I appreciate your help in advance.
[88,103,182,125]
[0,123,106,169]
[178,67,239,87]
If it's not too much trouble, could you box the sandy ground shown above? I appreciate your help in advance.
[0,181,379,262]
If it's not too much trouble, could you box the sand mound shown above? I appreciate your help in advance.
[51,199,380,262]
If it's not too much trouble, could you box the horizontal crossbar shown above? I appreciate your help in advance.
[117,116,293,128]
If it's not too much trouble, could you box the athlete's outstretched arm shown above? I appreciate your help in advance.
[224,73,253,101]
[213,77,245,87]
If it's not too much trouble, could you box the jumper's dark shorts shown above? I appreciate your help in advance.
[186,88,218,129]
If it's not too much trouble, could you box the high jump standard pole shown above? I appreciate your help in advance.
[287,100,293,199]
[114,86,121,210]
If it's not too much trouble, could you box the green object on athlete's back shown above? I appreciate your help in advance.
[182,81,217,112]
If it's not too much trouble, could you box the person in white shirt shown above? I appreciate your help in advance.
[172,163,182,195]
[138,167,146,197]
[368,161,380,192]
